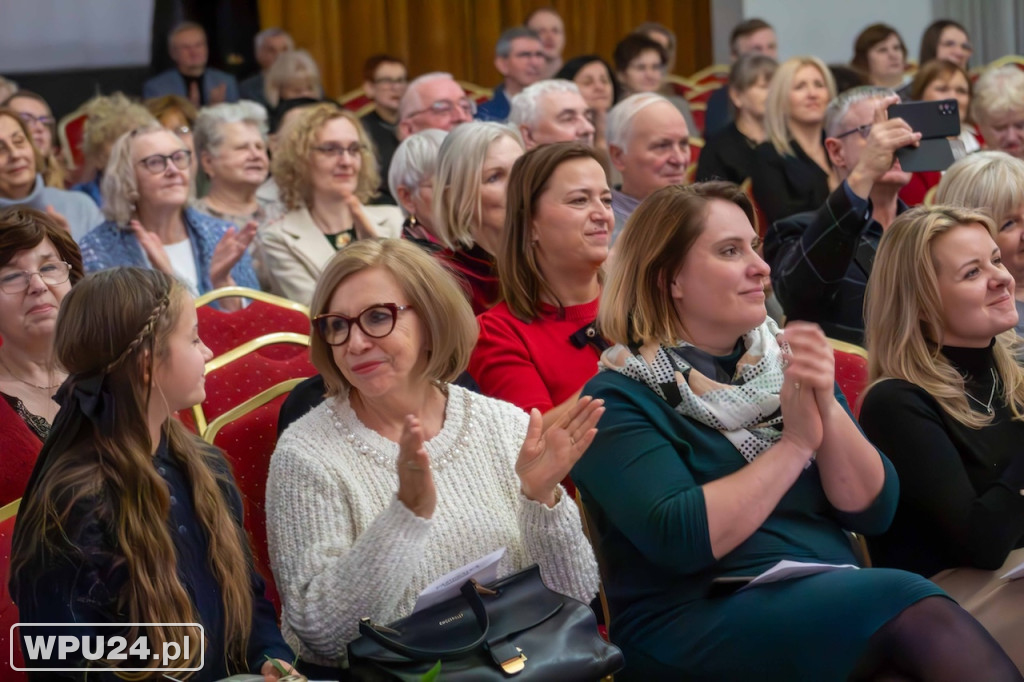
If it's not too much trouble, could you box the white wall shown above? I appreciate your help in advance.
[731,0,933,66]
[0,0,154,74]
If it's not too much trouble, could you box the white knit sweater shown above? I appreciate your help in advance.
[265,384,600,666]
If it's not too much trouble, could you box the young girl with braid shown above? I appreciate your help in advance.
[10,267,294,680]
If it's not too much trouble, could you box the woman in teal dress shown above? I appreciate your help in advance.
[572,181,1021,681]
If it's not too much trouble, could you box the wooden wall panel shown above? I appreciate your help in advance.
[258,0,713,98]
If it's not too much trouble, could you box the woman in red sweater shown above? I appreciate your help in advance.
[470,142,612,429]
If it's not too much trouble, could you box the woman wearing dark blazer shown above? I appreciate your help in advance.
[751,56,836,227]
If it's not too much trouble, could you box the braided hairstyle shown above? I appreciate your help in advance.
[11,267,255,678]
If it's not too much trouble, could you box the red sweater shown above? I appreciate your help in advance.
[436,245,500,315]
[469,298,603,413]
[0,393,43,505]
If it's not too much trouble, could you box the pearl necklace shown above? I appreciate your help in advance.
[964,368,998,415]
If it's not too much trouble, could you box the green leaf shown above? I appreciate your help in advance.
[420,660,442,681]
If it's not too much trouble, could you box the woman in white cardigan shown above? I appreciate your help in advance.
[266,238,600,671]
[258,104,402,305]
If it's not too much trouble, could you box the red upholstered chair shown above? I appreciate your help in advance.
[685,84,719,106]
[828,338,869,418]
[690,101,707,136]
[666,74,696,99]
[57,108,89,175]
[195,287,311,360]
[0,500,27,681]
[689,64,730,87]
[458,81,494,107]
[338,87,372,114]
[203,381,305,615]
[688,136,704,167]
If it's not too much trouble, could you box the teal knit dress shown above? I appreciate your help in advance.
[572,367,946,682]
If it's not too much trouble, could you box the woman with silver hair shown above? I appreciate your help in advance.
[78,122,259,309]
[193,100,282,232]
[265,50,323,111]
[388,128,446,250]
[973,66,1024,160]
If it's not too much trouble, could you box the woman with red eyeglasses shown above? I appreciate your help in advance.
[266,238,601,674]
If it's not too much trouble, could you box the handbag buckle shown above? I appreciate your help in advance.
[500,647,527,674]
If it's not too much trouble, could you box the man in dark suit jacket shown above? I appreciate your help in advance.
[239,27,293,108]
[144,21,239,106]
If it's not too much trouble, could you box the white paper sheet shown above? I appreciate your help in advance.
[999,558,1024,581]
[412,547,506,613]
[737,559,859,592]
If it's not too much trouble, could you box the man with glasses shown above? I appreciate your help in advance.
[509,80,595,150]
[397,73,475,140]
[765,87,920,344]
[477,27,546,122]
[362,55,409,205]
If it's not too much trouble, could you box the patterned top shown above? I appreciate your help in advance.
[78,207,260,294]
[1,391,48,441]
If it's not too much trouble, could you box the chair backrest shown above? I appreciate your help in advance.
[195,287,311,359]
[828,338,869,418]
[204,381,303,615]
[193,332,316,435]
[57,108,89,172]
[688,64,730,87]
[573,490,612,639]
[0,499,27,680]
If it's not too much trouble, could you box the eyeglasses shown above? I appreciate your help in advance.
[834,123,873,140]
[0,261,72,294]
[373,76,407,86]
[137,149,192,174]
[16,112,55,128]
[314,303,413,346]
[406,98,477,119]
[313,143,367,159]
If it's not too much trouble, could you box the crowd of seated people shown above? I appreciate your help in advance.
[4,8,1024,680]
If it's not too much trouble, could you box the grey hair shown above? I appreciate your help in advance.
[167,21,205,52]
[508,79,583,129]
[972,65,1024,125]
[433,122,524,250]
[192,101,268,187]
[254,27,293,54]
[388,128,447,213]
[398,72,457,121]
[0,76,18,102]
[824,85,894,137]
[606,92,671,149]
[495,27,540,58]
[193,100,268,158]
[264,49,323,108]
[101,123,178,226]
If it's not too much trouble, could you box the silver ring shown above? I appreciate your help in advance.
[793,382,801,390]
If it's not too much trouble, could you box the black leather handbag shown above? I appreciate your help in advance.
[346,564,623,681]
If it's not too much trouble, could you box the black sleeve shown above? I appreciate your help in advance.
[765,184,867,322]
[696,134,732,183]
[750,145,800,228]
[859,380,1024,569]
[703,86,732,138]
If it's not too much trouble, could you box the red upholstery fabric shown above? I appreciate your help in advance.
[212,396,291,614]
[686,86,718,105]
[834,350,869,418]
[688,140,703,166]
[202,350,315,423]
[690,104,706,136]
[57,111,88,172]
[0,513,27,680]
[197,300,311,360]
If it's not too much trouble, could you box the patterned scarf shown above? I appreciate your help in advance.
[600,319,786,463]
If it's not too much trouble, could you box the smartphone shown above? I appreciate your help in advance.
[887,98,960,139]
[887,99,963,172]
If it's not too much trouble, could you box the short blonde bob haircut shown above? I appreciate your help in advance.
[101,123,188,225]
[864,205,1024,428]
[308,238,477,397]
[272,103,379,211]
[971,65,1024,128]
[433,121,524,251]
[935,151,1024,234]
[764,56,836,157]
[599,181,756,346]
[265,49,324,109]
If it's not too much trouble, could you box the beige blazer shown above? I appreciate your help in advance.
[257,204,404,306]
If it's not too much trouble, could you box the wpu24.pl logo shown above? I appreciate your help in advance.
[11,623,204,673]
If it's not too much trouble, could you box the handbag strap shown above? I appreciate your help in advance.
[357,579,491,659]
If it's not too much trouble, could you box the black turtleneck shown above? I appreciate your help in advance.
[858,342,1024,577]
